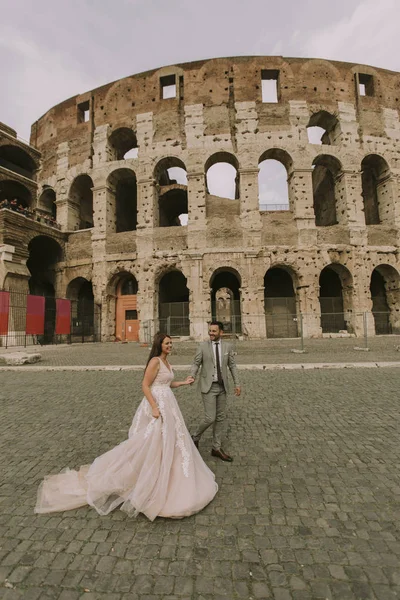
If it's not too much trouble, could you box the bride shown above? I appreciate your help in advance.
[35,333,218,521]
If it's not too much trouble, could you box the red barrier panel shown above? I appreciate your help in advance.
[56,299,71,335]
[26,295,45,335]
[0,291,10,335]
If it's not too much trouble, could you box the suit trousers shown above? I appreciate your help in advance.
[192,382,227,450]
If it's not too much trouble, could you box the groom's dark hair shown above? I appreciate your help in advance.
[209,320,224,331]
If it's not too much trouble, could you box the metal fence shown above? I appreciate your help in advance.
[0,289,101,348]
[140,310,398,350]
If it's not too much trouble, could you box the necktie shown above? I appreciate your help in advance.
[214,342,223,385]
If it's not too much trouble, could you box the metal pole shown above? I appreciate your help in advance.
[364,311,368,349]
[300,313,304,351]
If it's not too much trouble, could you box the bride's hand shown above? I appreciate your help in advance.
[185,376,195,385]
[152,406,160,419]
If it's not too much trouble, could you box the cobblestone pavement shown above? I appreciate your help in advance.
[1,368,400,599]
[2,336,400,368]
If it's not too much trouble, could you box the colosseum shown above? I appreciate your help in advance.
[1,56,400,344]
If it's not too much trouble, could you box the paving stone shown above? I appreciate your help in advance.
[1,367,400,598]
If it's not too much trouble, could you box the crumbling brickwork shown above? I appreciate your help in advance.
[1,56,400,342]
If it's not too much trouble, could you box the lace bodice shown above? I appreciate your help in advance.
[151,357,174,386]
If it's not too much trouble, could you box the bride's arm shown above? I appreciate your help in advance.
[170,376,193,389]
[142,358,162,418]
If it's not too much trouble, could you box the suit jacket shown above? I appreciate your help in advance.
[190,340,240,394]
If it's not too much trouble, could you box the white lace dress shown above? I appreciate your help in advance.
[35,359,218,521]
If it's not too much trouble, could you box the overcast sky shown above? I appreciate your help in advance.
[1,0,400,141]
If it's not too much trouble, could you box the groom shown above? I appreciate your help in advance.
[189,321,241,462]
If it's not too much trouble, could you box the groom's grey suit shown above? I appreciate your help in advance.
[190,340,240,450]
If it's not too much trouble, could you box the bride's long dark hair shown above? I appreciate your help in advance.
[145,332,171,368]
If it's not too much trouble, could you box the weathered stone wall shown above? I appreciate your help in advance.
[2,56,400,341]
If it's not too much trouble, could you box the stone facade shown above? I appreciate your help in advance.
[1,56,400,341]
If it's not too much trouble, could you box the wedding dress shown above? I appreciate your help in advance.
[35,359,218,521]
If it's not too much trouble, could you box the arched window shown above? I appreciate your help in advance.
[158,270,189,335]
[69,175,94,230]
[319,265,353,333]
[0,145,38,179]
[370,265,400,335]
[258,150,292,211]
[307,111,341,145]
[264,267,298,337]
[39,188,57,219]
[108,127,138,161]
[108,168,137,233]
[154,158,188,227]
[205,152,239,201]
[210,268,241,335]
[312,155,342,226]
[361,155,391,225]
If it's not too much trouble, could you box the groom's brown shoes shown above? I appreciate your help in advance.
[211,448,233,462]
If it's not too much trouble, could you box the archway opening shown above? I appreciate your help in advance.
[155,158,188,227]
[312,155,341,226]
[27,236,63,343]
[370,266,400,334]
[258,150,291,211]
[38,188,57,220]
[109,127,138,161]
[67,278,95,340]
[264,267,298,338]
[361,155,391,225]
[0,180,32,208]
[319,265,351,333]
[109,169,137,232]
[158,270,189,336]
[205,152,239,201]
[211,269,241,335]
[0,145,37,179]
[69,174,94,230]
[115,273,139,341]
[307,111,340,145]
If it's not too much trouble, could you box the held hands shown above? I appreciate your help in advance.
[234,386,241,397]
[185,376,195,385]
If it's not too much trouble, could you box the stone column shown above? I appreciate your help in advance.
[55,142,72,231]
[137,268,157,343]
[290,169,317,246]
[297,282,322,338]
[186,171,207,251]
[185,254,209,340]
[92,125,110,167]
[335,170,367,245]
[240,253,266,338]
[239,168,262,248]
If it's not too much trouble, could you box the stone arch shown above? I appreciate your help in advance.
[69,174,94,230]
[27,236,63,343]
[258,149,292,211]
[312,154,342,226]
[66,277,96,340]
[370,265,400,334]
[154,157,188,227]
[319,263,353,333]
[205,152,240,201]
[107,168,137,232]
[210,267,242,335]
[38,187,57,219]
[108,127,138,161]
[0,180,32,208]
[158,269,190,336]
[264,265,299,338]
[0,144,38,179]
[361,154,393,225]
[299,58,342,83]
[307,110,341,145]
